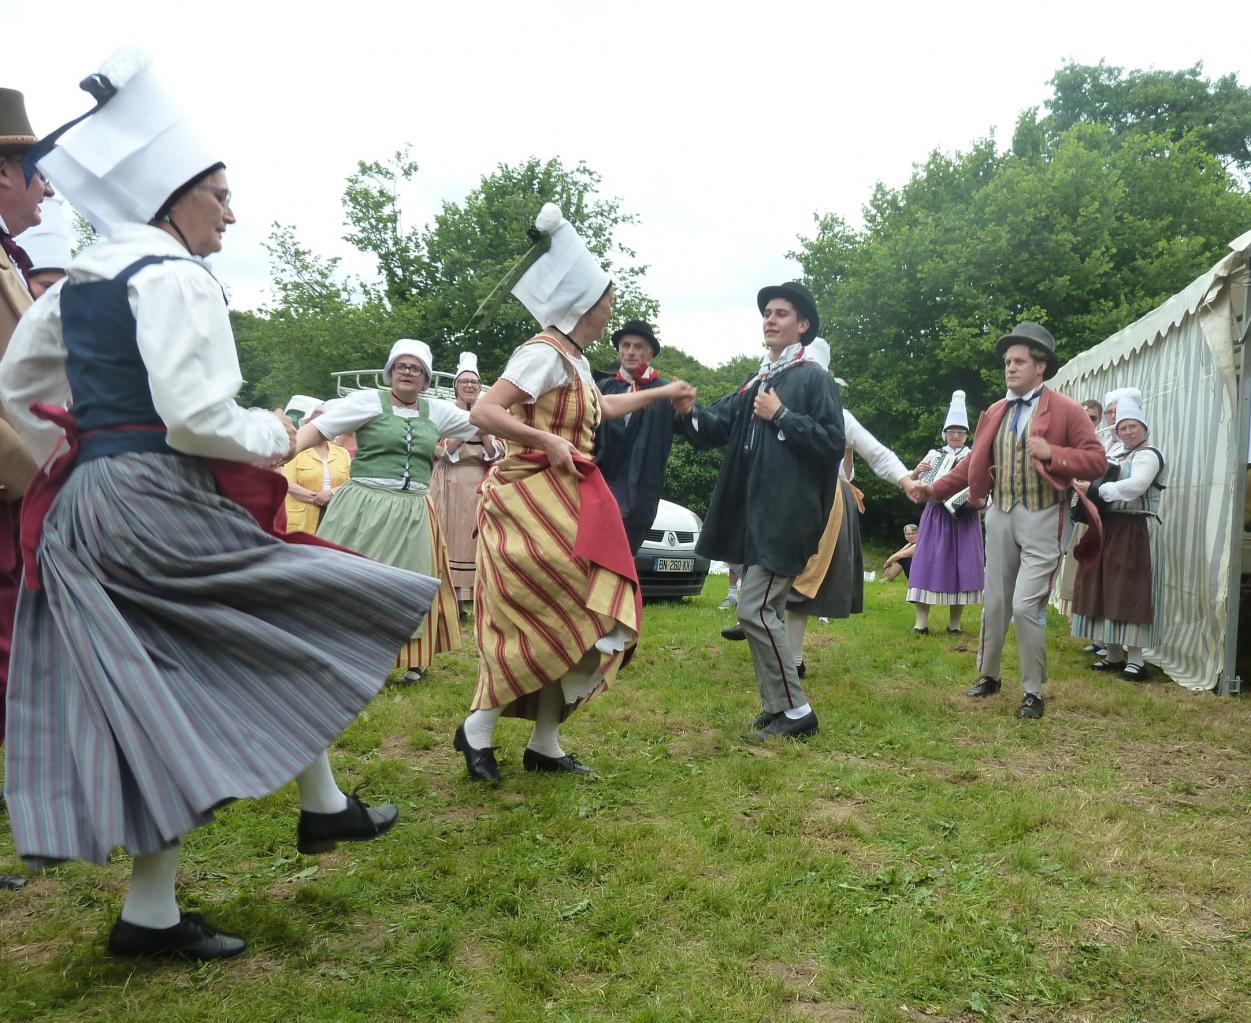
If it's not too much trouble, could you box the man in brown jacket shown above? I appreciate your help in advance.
[918,323,1108,720]
[1,88,50,891]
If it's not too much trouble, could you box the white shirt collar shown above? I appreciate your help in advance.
[1005,384,1045,402]
[760,341,802,373]
[0,211,9,235]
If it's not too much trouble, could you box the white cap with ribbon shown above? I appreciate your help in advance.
[454,351,480,380]
[510,203,610,334]
[15,195,73,272]
[35,48,219,238]
[383,339,434,386]
[944,390,969,430]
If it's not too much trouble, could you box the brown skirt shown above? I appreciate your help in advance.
[1072,513,1153,624]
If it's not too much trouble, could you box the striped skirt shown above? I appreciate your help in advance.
[317,480,461,669]
[5,453,439,868]
[472,458,639,720]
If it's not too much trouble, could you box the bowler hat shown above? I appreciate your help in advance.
[757,282,819,343]
[995,322,1059,380]
[0,89,37,154]
[611,319,660,355]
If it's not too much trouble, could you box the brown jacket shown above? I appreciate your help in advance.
[0,243,40,500]
[931,386,1109,563]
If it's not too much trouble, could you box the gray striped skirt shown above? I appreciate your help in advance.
[4,453,440,868]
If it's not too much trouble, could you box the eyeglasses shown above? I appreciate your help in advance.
[196,184,232,209]
[392,363,425,375]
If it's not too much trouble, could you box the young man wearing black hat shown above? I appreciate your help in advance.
[676,283,844,740]
[0,89,48,892]
[916,323,1107,719]
[594,319,676,553]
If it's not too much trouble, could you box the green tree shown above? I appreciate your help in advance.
[795,64,1251,537]
[1034,61,1251,173]
[243,156,659,405]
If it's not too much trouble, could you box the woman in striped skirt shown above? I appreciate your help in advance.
[298,339,478,682]
[453,203,693,781]
[0,52,438,961]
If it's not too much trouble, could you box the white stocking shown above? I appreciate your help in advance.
[463,705,504,751]
[948,605,964,631]
[1126,646,1145,667]
[121,845,181,929]
[527,683,567,759]
[295,751,348,814]
[914,604,931,630]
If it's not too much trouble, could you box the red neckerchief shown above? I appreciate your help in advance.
[1,231,33,289]
[614,362,658,392]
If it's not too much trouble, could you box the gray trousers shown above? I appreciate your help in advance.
[978,502,1068,696]
[738,565,807,712]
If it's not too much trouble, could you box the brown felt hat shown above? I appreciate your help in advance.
[0,89,38,155]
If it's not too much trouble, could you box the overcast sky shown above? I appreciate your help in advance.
[7,0,1248,367]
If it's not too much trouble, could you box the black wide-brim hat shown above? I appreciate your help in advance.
[995,321,1059,380]
[611,319,660,355]
[757,281,819,344]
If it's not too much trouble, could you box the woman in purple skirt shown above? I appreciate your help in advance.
[906,391,985,634]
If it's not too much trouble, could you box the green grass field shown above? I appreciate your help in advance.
[4,553,1251,1023]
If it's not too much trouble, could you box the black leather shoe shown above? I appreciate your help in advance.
[297,789,398,855]
[0,872,27,891]
[454,723,501,782]
[752,709,779,729]
[106,912,247,961]
[912,627,929,636]
[744,711,819,742]
[522,748,594,775]
[1121,663,1149,681]
[721,624,746,641]
[796,661,807,680]
[1092,659,1127,672]
[965,676,1001,698]
[1016,693,1045,719]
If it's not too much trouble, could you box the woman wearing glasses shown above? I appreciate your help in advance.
[1,52,437,960]
[297,340,478,682]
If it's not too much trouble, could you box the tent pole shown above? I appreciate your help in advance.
[1218,260,1251,696]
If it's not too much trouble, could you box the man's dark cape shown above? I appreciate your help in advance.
[677,361,844,577]
[594,364,675,553]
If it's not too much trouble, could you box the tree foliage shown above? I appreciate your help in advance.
[238,156,658,407]
[795,63,1251,536]
[1035,61,1251,174]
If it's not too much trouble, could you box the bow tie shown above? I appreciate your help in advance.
[1008,393,1036,434]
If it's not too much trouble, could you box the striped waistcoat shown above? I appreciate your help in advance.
[992,417,1059,512]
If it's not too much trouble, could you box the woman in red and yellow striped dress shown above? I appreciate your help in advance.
[453,205,693,781]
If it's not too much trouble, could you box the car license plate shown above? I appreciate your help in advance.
[654,557,694,572]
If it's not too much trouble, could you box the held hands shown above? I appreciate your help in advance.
[1025,436,1052,462]
[912,482,934,504]
[1074,479,1090,495]
[900,476,922,503]
[753,388,782,422]
[664,379,697,415]
[312,489,334,507]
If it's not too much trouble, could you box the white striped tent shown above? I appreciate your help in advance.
[1050,228,1251,692]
